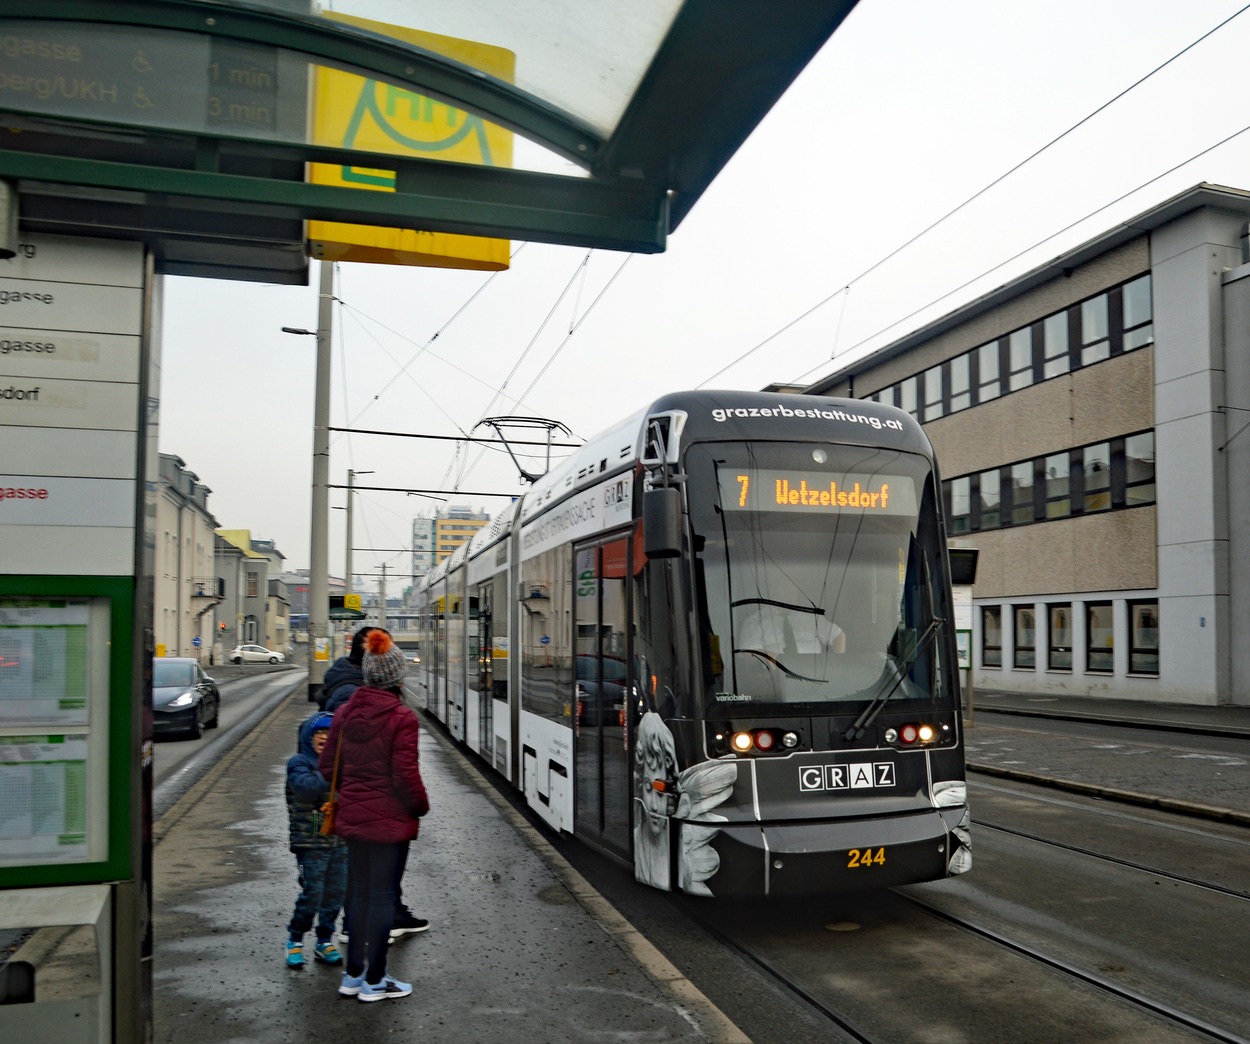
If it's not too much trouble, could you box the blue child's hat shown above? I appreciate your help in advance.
[310,712,333,733]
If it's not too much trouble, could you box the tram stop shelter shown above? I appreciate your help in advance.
[0,2,858,1041]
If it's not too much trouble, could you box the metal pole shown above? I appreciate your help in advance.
[346,468,355,593]
[308,261,334,701]
[379,563,388,630]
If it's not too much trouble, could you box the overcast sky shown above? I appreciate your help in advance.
[158,0,1250,592]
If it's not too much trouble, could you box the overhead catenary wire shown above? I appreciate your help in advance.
[696,3,1250,390]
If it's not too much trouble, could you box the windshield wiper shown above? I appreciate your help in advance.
[731,647,826,684]
[843,617,943,742]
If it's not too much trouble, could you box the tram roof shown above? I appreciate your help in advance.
[1,1,857,283]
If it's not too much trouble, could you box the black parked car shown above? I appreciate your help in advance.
[152,657,220,739]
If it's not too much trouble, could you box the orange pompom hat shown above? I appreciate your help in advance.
[362,629,407,689]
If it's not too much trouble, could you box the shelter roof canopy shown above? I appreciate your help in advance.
[0,0,856,282]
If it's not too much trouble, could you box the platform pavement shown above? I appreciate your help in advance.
[151,690,747,1044]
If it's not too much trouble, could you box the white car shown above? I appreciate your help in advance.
[230,643,285,664]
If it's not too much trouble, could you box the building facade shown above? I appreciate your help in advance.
[154,453,221,659]
[434,505,489,563]
[806,183,1250,707]
[411,514,436,586]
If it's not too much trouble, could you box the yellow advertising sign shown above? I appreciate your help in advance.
[344,593,362,612]
[309,12,514,270]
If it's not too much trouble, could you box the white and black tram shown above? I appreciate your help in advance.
[414,390,971,896]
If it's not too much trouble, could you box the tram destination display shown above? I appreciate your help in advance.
[719,468,918,516]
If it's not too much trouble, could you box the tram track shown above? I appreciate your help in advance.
[894,890,1250,1044]
[969,777,1250,901]
[672,873,1250,1044]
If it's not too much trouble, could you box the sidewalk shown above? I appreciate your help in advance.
[151,693,746,1043]
[969,686,1250,737]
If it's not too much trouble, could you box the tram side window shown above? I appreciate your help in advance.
[1013,606,1035,669]
[634,557,685,720]
[1087,602,1114,673]
[521,547,572,724]
[981,606,1002,668]
[1128,600,1159,675]
[489,575,508,700]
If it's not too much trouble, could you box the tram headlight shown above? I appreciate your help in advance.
[754,730,776,752]
[781,731,800,749]
[731,731,754,752]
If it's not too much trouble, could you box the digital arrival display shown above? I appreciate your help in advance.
[720,469,918,516]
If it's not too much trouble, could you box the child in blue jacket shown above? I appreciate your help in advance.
[284,712,347,967]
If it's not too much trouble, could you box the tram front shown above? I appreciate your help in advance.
[632,393,971,897]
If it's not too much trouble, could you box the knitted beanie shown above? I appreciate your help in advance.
[362,629,406,690]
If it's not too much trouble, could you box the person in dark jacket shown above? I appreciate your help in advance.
[318,627,376,712]
[320,626,426,939]
[284,712,346,968]
[319,629,430,1002]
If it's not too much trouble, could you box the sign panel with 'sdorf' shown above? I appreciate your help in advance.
[0,234,145,575]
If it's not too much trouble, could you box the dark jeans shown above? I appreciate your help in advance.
[288,844,347,940]
[344,839,408,984]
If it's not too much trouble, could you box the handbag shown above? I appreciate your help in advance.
[319,732,343,836]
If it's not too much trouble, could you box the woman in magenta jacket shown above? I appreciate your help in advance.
[318,629,429,1003]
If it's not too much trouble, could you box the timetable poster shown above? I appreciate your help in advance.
[0,599,91,726]
[0,734,90,864]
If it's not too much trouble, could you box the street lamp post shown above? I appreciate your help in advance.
[345,468,374,593]
[283,260,334,701]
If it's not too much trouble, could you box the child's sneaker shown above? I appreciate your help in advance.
[358,975,413,1003]
[338,972,365,996]
[314,940,343,965]
[284,939,304,968]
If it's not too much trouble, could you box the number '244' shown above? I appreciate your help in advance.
[847,847,886,868]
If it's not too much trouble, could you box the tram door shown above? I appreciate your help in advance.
[573,537,631,857]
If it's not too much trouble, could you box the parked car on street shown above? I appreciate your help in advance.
[152,657,220,739]
[230,643,285,664]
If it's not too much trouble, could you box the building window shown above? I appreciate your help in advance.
[1124,431,1155,506]
[1083,442,1111,513]
[1010,461,1035,524]
[1042,311,1069,378]
[1013,605,1035,668]
[978,469,1001,530]
[899,375,918,419]
[923,364,944,422]
[1121,274,1153,351]
[247,573,258,598]
[1087,602,1114,673]
[949,476,971,534]
[1128,600,1159,675]
[1080,293,1110,365]
[982,606,1002,668]
[977,341,1000,403]
[949,354,970,413]
[1007,328,1033,391]
[1044,452,1070,519]
[1048,603,1072,670]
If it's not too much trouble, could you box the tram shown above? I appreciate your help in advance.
[414,390,970,896]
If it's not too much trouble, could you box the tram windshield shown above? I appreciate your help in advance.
[685,441,951,716]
